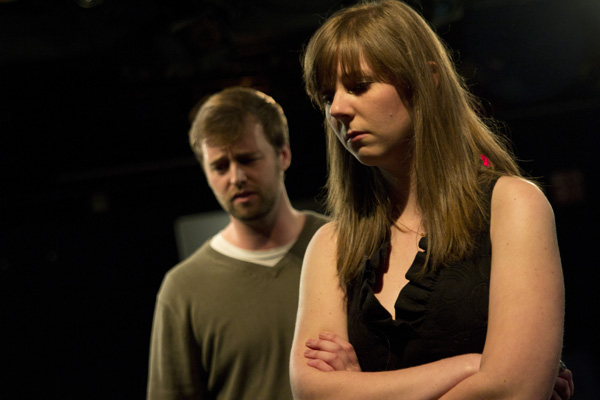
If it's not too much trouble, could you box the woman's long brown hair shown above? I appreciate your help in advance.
[303,0,523,289]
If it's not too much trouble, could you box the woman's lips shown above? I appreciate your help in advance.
[346,131,366,144]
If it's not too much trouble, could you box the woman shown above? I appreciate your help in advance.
[290,1,573,399]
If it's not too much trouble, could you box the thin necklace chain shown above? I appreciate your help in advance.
[394,220,426,237]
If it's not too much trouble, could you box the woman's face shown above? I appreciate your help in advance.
[324,63,412,171]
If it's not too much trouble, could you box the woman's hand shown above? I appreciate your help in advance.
[303,329,573,400]
[304,331,362,372]
[552,367,574,400]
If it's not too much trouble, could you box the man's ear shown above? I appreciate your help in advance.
[428,61,439,86]
[280,144,292,171]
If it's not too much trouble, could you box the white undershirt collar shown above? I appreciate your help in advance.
[210,232,294,267]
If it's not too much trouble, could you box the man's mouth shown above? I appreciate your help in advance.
[232,191,255,202]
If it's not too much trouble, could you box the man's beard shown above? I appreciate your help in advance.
[220,186,280,222]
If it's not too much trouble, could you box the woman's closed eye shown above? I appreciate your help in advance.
[346,81,372,96]
[321,80,372,105]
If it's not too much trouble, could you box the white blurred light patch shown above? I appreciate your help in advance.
[76,0,103,9]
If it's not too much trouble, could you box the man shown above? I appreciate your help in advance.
[147,87,328,399]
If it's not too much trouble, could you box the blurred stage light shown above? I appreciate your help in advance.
[76,0,103,9]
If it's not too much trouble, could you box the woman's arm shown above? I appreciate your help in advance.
[304,333,573,399]
[289,223,481,400]
[438,176,565,400]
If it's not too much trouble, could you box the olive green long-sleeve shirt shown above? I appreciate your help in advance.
[147,211,327,400]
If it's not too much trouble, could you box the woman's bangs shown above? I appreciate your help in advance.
[314,44,339,102]
[338,40,367,81]
[308,17,383,106]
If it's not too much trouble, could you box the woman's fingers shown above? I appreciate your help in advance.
[306,357,335,372]
[318,332,361,367]
[304,342,346,370]
[304,332,362,372]
[553,368,574,400]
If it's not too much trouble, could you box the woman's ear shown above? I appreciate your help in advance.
[428,61,439,86]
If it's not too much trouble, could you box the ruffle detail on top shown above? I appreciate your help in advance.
[348,236,441,371]
[347,231,492,371]
[347,177,496,371]
[358,235,438,331]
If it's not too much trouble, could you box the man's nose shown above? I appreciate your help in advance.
[229,163,247,187]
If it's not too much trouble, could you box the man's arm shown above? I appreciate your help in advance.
[147,278,207,400]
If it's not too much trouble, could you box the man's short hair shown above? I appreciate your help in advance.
[189,87,289,163]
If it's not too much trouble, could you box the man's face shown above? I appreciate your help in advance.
[201,115,290,222]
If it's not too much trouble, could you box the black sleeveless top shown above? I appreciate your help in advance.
[346,182,496,371]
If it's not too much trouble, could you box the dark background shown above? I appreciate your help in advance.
[1,0,598,398]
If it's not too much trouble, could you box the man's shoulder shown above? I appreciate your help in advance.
[301,210,329,233]
[159,241,227,293]
[285,210,329,259]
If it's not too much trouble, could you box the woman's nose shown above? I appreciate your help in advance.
[328,90,354,125]
[329,91,349,119]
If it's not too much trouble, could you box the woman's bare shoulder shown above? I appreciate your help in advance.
[493,176,549,204]
[492,176,553,220]
[306,221,338,252]
[490,175,558,258]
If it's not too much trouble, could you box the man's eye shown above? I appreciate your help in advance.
[240,157,258,165]
[212,163,229,173]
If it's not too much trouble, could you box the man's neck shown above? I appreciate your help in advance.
[221,194,305,251]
